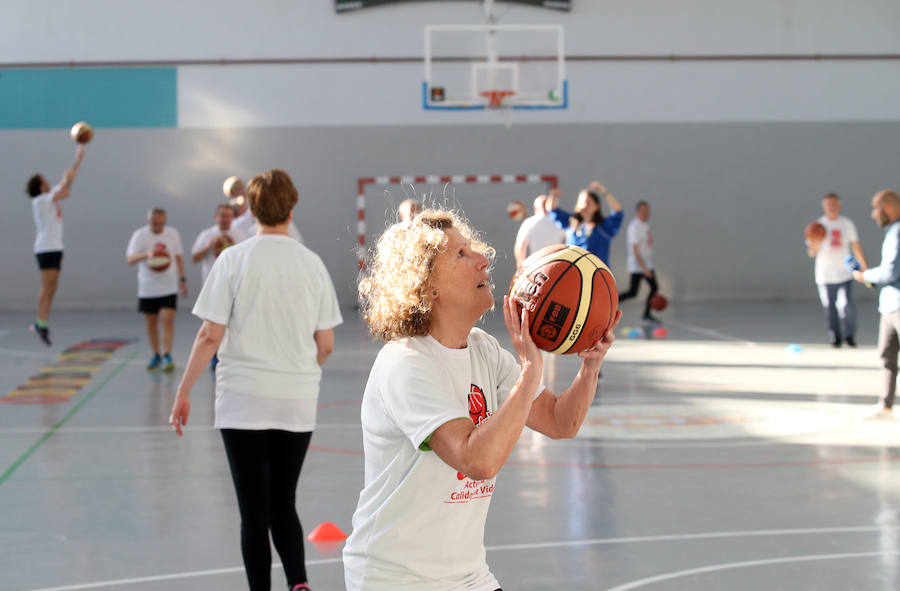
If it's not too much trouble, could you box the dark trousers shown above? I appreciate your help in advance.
[221,429,313,591]
[816,280,856,342]
[618,272,659,318]
[877,310,900,409]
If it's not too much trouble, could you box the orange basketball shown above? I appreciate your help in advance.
[805,221,826,242]
[147,250,171,272]
[70,121,93,144]
[509,245,618,354]
[649,294,668,311]
[507,200,527,222]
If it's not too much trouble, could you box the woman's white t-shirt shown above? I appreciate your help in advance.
[192,234,343,432]
[343,329,541,591]
[32,185,64,253]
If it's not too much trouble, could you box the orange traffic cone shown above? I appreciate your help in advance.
[307,521,347,542]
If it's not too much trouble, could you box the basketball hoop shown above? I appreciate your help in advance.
[480,90,515,108]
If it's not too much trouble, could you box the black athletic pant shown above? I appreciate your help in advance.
[221,429,313,591]
[618,271,658,318]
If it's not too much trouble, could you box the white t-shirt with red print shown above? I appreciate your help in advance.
[125,225,183,298]
[191,224,241,284]
[343,328,543,591]
[814,215,858,284]
[626,217,654,274]
[32,185,64,253]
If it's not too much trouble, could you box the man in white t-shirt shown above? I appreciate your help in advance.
[513,192,565,266]
[230,178,304,243]
[126,208,188,370]
[26,145,86,346]
[191,203,240,285]
[806,193,868,347]
[618,200,660,322]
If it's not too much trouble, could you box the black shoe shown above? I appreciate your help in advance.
[29,323,52,346]
[642,314,661,325]
[846,337,856,348]
[831,339,842,348]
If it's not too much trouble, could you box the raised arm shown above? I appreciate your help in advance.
[57,145,86,197]
[427,297,543,481]
[526,310,620,439]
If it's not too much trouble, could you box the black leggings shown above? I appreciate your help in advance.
[221,429,313,591]
[618,272,659,318]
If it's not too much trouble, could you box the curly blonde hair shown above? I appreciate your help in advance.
[359,208,495,342]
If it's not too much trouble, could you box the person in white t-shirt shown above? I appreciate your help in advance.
[618,200,660,322]
[344,208,620,590]
[191,203,239,285]
[26,144,86,346]
[229,177,305,243]
[806,193,868,347]
[513,192,565,266]
[126,208,188,371]
[398,198,421,223]
[170,169,342,591]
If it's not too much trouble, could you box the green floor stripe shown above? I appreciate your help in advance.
[0,350,138,486]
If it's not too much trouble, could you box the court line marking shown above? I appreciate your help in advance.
[662,318,757,345]
[27,525,898,590]
[0,350,138,487]
[603,550,900,591]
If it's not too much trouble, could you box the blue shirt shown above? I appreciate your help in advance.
[548,208,624,265]
[862,220,900,315]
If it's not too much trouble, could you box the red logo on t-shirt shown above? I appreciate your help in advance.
[469,384,488,425]
[457,384,490,480]
[647,230,653,249]
[55,204,62,220]
[830,229,843,248]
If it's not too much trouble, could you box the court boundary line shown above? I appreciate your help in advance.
[27,525,898,590]
[604,550,900,591]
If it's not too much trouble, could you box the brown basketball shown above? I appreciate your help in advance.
[147,249,171,272]
[70,121,93,144]
[649,294,668,311]
[805,221,826,242]
[508,245,618,354]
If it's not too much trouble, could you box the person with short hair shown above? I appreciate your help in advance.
[192,203,239,285]
[807,192,868,347]
[547,181,624,265]
[126,208,187,371]
[513,191,565,266]
[27,144,86,346]
[853,189,900,419]
[170,169,342,591]
[398,198,421,223]
[343,208,619,590]
[618,200,660,322]
[229,176,305,243]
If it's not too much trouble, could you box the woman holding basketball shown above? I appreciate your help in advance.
[343,208,620,590]
[548,181,624,265]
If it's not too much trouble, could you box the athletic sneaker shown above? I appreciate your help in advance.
[846,337,857,348]
[29,323,52,347]
[642,314,661,324]
[162,354,175,372]
[862,405,894,421]
[146,353,162,370]
[290,584,311,591]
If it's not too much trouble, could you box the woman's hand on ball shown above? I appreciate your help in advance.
[578,309,622,369]
[503,295,542,372]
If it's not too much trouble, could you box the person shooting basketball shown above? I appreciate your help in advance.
[547,182,624,266]
[26,144,86,346]
[343,208,620,590]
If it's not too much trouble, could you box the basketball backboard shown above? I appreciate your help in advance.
[424,24,567,111]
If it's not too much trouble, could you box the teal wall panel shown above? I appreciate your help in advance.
[0,67,176,129]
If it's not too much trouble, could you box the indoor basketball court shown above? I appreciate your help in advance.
[2,1,900,590]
